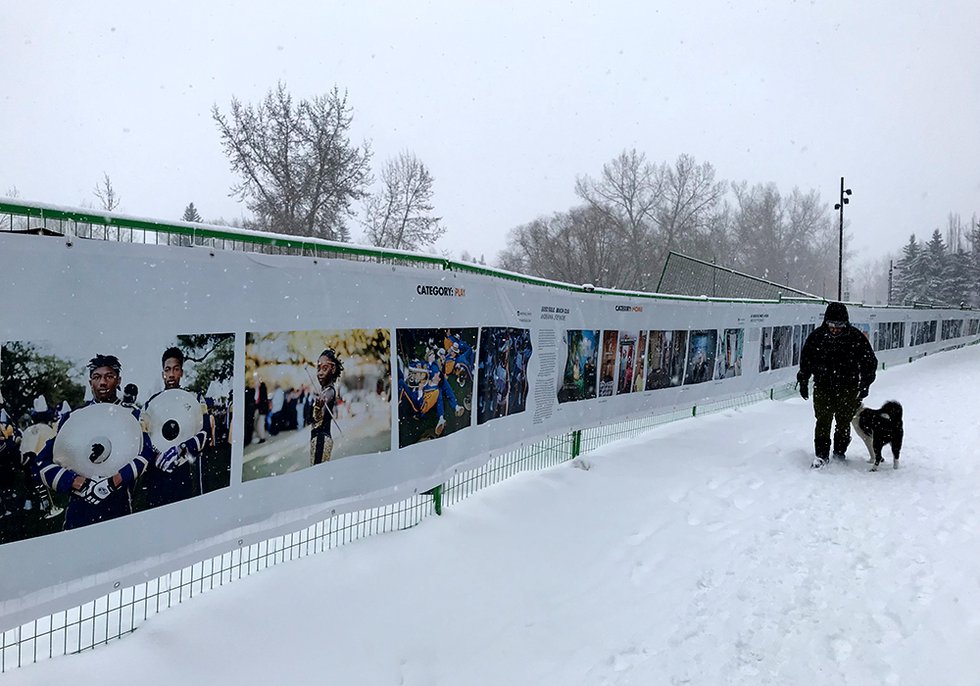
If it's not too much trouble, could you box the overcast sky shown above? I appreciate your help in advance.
[3,1,979,266]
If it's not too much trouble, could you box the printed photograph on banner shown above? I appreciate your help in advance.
[598,331,619,397]
[792,324,815,366]
[759,326,793,372]
[942,319,966,340]
[715,328,744,379]
[615,331,639,395]
[770,326,794,370]
[632,331,648,393]
[396,328,476,448]
[556,329,599,404]
[853,322,872,341]
[758,327,773,372]
[683,330,717,385]
[645,330,688,390]
[242,330,391,481]
[476,328,533,425]
[0,334,234,546]
[874,322,905,351]
[910,320,937,345]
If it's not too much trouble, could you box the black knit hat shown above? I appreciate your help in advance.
[824,302,849,323]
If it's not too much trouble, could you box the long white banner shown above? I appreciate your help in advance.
[1,233,977,626]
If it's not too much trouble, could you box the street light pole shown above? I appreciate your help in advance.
[834,177,852,301]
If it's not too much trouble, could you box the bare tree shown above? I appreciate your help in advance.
[498,205,635,288]
[573,151,728,289]
[850,255,893,305]
[655,154,727,262]
[212,82,372,242]
[93,173,120,211]
[574,148,660,289]
[363,151,443,250]
[729,182,840,295]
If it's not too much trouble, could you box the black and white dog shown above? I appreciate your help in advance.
[852,400,904,471]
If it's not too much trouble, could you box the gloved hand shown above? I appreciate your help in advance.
[156,444,187,473]
[798,380,809,400]
[858,386,869,400]
[76,478,116,505]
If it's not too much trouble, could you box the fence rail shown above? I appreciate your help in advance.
[0,198,803,304]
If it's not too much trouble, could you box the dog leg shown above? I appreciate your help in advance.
[853,416,876,464]
[869,437,887,472]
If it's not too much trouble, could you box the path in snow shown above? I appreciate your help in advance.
[6,345,980,686]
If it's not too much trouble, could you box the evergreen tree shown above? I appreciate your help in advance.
[182,202,203,223]
[922,229,948,304]
[893,234,925,304]
[967,222,980,306]
[944,249,973,306]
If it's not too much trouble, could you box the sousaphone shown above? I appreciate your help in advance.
[20,423,57,460]
[143,389,204,453]
[52,404,143,480]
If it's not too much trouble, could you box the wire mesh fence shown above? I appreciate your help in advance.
[657,251,822,301]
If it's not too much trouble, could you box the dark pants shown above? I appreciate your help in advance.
[812,386,860,459]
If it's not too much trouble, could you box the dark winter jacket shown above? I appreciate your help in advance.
[797,324,877,392]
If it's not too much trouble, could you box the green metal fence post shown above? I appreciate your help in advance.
[692,405,697,417]
[423,485,443,515]
[571,430,582,459]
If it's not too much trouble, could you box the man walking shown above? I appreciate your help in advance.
[797,302,878,469]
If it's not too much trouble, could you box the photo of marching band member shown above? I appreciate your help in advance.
[598,331,619,397]
[396,328,477,448]
[683,330,718,385]
[616,331,640,395]
[0,334,234,541]
[645,330,688,390]
[557,330,598,404]
[134,335,235,509]
[476,327,533,425]
[0,385,70,543]
[0,335,233,544]
[243,330,391,481]
[715,328,744,380]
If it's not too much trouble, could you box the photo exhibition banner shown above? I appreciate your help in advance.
[1,233,977,626]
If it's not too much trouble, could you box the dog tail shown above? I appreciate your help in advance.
[882,400,902,422]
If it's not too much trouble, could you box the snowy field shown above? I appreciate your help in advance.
[7,344,980,686]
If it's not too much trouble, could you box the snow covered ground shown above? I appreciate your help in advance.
[7,344,980,686]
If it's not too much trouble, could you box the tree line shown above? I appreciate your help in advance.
[497,149,844,296]
[892,217,980,307]
[58,81,977,304]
